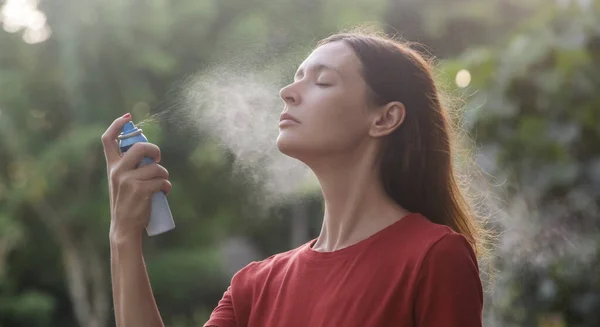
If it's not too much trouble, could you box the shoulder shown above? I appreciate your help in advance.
[228,242,308,295]
[396,213,472,257]
[405,213,457,242]
[421,232,478,272]
[413,213,477,264]
[411,222,484,325]
[392,213,479,278]
[411,216,481,291]
[409,213,471,245]
[204,247,306,327]
[235,243,306,278]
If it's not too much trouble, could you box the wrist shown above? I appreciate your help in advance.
[110,227,143,249]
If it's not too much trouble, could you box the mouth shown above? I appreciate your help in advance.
[279,113,300,124]
[279,119,299,127]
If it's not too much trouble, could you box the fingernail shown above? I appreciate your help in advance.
[123,113,131,118]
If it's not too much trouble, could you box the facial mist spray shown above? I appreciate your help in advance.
[118,121,175,236]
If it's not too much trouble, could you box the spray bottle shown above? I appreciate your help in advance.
[118,121,175,236]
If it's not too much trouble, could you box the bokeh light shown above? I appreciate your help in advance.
[1,0,51,43]
[22,25,50,43]
[455,69,472,88]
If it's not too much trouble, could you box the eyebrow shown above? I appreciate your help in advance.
[295,63,341,78]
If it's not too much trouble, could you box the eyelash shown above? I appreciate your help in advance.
[292,73,332,87]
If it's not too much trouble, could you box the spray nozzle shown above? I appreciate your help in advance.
[118,121,143,140]
[122,121,137,133]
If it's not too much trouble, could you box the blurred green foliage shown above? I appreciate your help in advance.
[441,2,600,326]
[0,0,599,326]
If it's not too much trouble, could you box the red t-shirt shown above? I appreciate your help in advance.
[205,213,483,327]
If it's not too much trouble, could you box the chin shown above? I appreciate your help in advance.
[277,132,336,168]
[276,131,314,162]
[276,132,300,157]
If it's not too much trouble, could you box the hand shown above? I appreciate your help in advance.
[101,114,172,244]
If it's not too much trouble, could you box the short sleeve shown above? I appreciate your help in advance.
[204,286,237,327]
[413,233,483,327]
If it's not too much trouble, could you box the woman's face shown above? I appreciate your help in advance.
[276,41,375,163]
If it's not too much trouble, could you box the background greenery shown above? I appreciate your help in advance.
[1,0,599,326]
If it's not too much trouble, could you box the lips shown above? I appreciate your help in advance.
[279,112,300,123]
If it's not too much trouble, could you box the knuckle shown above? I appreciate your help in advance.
[157,165,169,179]
[101,132,110,144]
[131,143,160,158]
[109,168,119,184]
[163,180,172,192]
[148,143,161,160]
[129,142,143,152]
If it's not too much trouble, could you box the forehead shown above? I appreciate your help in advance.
[298,41,362,76]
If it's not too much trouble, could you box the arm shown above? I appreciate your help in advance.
[203,287,237,327]
[111,236,164,327]
[102,114,171,327]
[413,233,483,327]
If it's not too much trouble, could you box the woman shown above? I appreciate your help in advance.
[102,31,486,327]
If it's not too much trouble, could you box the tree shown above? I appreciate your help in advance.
[441,1,600,325]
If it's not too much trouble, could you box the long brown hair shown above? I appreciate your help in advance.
[317,30,492,262]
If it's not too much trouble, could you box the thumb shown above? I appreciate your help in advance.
[102,113,132,166]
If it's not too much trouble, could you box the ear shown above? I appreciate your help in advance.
[369,101,406,138]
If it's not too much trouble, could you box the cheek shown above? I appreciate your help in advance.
[314,92,369,143]
[314,108,364,141]
[277,94,369,156]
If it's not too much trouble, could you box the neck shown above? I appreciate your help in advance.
[308,144,410,252]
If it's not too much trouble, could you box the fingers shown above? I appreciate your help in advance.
[133,179,171,196]
[124,163,169,181]
[119,143,161,170]
[146,179,172,195]
[118,177,172,197]
[102,113,132,165]
[115,163,170,197]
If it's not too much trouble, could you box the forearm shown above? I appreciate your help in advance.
[110,237,164,327]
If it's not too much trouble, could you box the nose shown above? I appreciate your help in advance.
[279,83,300,106]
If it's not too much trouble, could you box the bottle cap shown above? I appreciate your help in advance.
[118,122,143,140]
